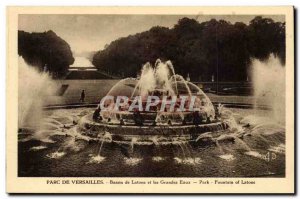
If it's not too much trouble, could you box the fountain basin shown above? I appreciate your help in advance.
[77,59,231,143]
[79,113,229,142]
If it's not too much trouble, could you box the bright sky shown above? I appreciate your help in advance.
[19,14,285,54]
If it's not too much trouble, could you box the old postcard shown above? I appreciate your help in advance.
[6,6,294,193]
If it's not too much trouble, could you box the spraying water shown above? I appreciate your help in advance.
[251,54,285,122]
[138,63,156,98]
[166,60,178,94]
[131,59,180,99]
[17,56,286,177]
[154,59,174,94]
[19,106,286,176]
[18,57,57,128]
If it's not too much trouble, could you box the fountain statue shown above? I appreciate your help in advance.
[78,59,229,143]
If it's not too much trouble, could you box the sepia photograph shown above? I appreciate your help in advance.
[6,6,294,193]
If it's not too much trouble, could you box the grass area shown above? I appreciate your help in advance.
[66,71,113,79]
[45,79,120,105]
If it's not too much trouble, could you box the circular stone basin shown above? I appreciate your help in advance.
[78,113,229,142]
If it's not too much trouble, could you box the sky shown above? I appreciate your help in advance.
[19,14,285,55]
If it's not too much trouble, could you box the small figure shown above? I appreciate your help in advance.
[182,118,187,125]
[93,106,101,121]
[43,64,48,72]
[186,73,190,82]
[133,110,144,126]
[193,111,201,126]
[80,90,85,103]
[152,120,156,126]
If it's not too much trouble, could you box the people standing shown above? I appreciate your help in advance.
[80,90,85,103]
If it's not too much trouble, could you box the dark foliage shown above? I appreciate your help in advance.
[93,16,285,81]
[18,30,74,78]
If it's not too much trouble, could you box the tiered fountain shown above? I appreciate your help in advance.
[79,59,229,143]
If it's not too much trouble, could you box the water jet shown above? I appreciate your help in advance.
[78,60,229,143]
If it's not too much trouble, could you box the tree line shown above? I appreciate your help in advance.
[18,30,74,78]
[93,16,285,81]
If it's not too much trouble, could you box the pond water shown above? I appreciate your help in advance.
[18,107,285,177]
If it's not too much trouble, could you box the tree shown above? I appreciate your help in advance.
[18,30,75,78]
[92,17,286,81]
[248,16,285,64]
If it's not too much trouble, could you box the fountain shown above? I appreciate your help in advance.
[78,59,229,143]
[17,57,286,177]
